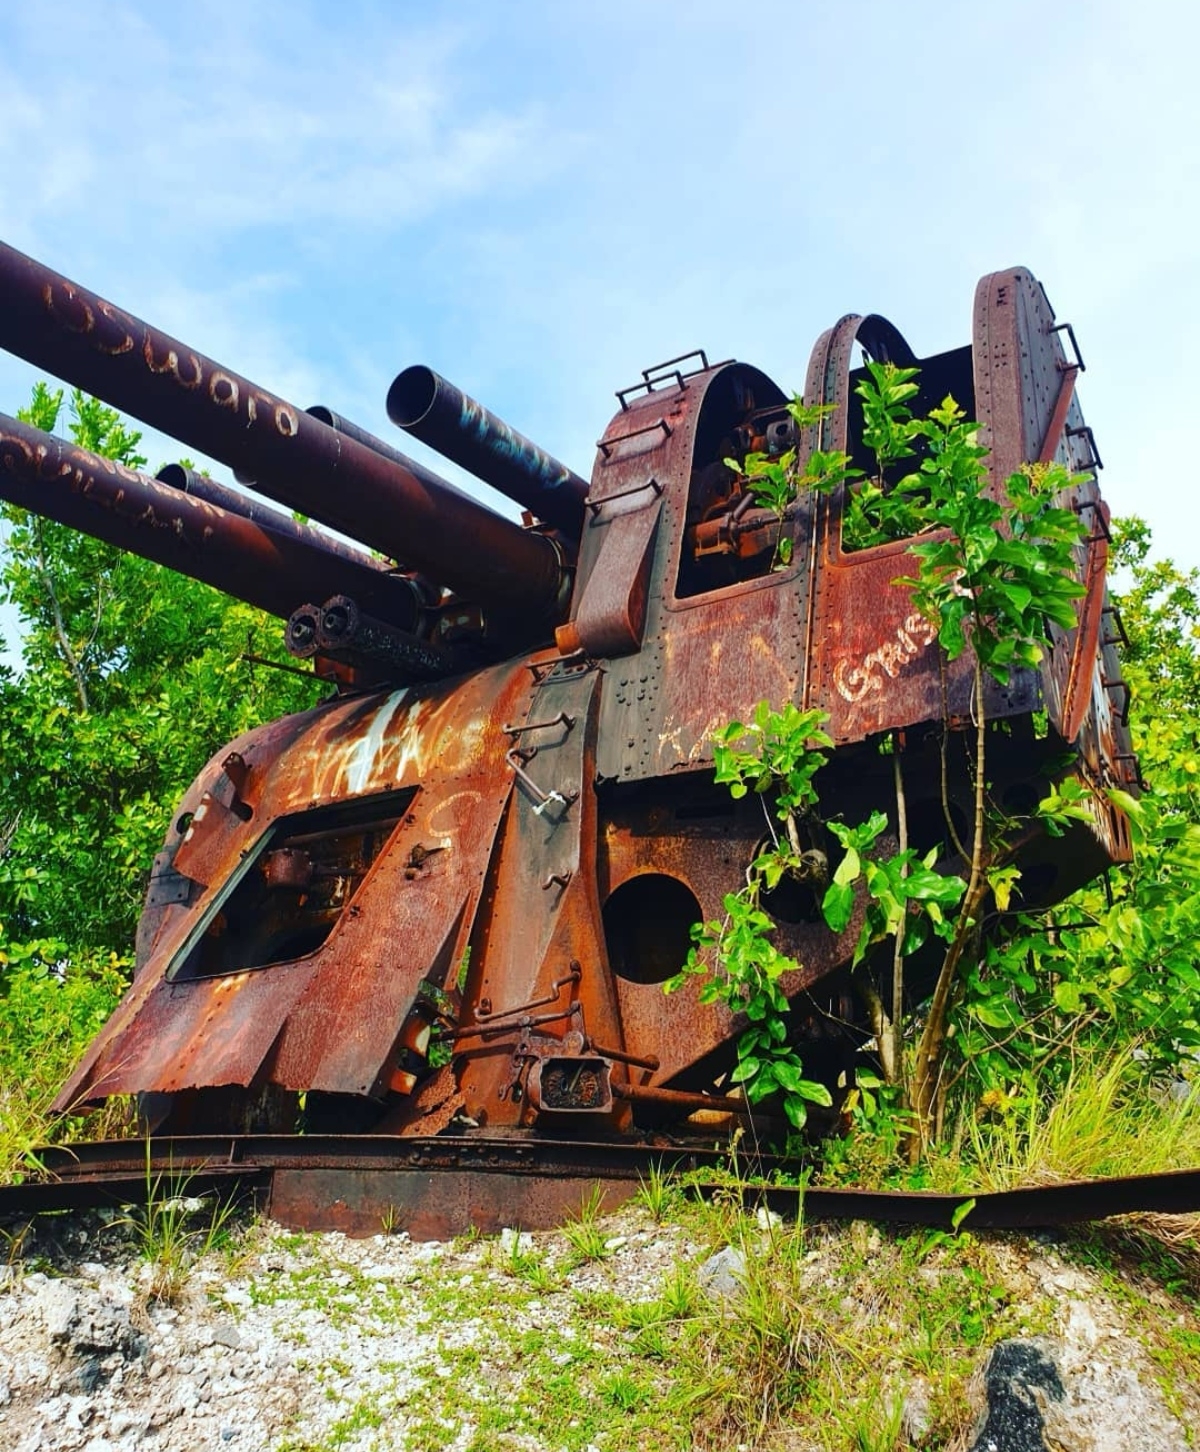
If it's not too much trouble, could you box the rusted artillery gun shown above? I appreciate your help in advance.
[0,244,1136,1231]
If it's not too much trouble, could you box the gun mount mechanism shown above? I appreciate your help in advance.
[0,243,1137,1231]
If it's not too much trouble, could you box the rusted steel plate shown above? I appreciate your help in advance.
[14,1137,1200,1239]
[589,364,816,782]
[800,313,976,742]
[973,268,1136,860]
[566,490,663,658]
[0,1167,265,1219]
[272,666,530,1097]
[758,1168,1200,1230]
[268,1168,634,1238]
[71,968,322,1102]
[451,663,633,1130]
[56,662,533,1109]
[599,802,863,1085]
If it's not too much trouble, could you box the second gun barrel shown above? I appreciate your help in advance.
[0,242,568,624]
[0,414,423,629]
[156,463,394,575]
[387,365,589,539]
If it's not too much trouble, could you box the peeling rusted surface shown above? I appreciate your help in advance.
[973,269,1135,862]
[588,363,812,782]
[56,663,534,1111]
[800,313,977,742]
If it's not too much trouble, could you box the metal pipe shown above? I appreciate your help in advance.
[0,242,569,623]
[156,463,393,574]
[314,594,456,681]
[610,1083,748,1115]
[285,604,324,658]
[0,414,422,629]
[386,365,588,539]
[304,405,448,480]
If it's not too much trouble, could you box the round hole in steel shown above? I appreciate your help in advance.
[761,866,822,925]
[602,873,702,985]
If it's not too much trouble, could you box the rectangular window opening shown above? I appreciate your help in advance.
[167,788,416,982]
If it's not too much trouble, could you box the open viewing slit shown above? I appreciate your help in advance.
[167,788,416,981]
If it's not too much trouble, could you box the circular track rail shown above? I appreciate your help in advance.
[4,1136,1200,1239]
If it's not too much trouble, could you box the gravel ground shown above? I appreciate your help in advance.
[1,1200,1196,1452]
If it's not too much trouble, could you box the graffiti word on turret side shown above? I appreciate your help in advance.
[833,613,937,702]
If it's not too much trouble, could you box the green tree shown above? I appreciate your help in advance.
[947,520,1200,1119]
[0,384,318,957]
[0,384,323,1149]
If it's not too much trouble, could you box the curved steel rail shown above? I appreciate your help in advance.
[4,1136,1200,1240]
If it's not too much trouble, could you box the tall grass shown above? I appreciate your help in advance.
[117,1144,244,1304]
[941,1047,1200,1191]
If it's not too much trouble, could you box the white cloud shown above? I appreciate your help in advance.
[0,4,561,253]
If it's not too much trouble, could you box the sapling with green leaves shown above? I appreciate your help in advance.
[725,397,858,571]
[863,382,1087,1154]
[666,702,837,1131]
[679,361,1092,1159]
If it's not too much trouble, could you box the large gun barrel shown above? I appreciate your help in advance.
[0,242,568,624]
[155,463,394,575]
[386,366,589,539]
[0,414,424,629]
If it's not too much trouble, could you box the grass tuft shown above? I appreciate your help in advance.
[947,1048,1200,1193]
[118,1145,244,1304]
[562,1182,615,1265]
[635,1160,679,1223]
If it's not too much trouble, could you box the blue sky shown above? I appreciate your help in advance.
[1,0,1198,661]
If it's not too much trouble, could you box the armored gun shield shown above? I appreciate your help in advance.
[0,244,1134,1156]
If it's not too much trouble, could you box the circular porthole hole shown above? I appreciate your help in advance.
[907,797,969,859]
[1002,780,1041,818]
[602,874,702,985]
[756,844,827,924]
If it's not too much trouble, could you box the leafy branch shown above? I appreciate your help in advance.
[724,398,858,571]
[678,360,1094,1160]
[665,703,835,1131]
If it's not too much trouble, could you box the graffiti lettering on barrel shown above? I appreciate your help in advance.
[833,613,937,702]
